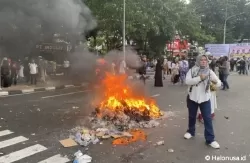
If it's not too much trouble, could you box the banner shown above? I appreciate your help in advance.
[229,45,250,58]
[166,39,189,52]
[36,43,72,52]
[205,44,230,57]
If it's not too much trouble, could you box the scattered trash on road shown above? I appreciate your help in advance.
[224,116,229,120]
[59,138,78,147]
[73,150,92,163]
[156,140,164,146]
[167,148,174,153]
[31,133,36,136]
[72,127,145,147]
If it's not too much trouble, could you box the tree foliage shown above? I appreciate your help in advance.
[85,0,214,56]
[190,0,250,43]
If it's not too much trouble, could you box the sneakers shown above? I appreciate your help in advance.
[184,132,220,149]
[208,141,220,149]
[184,132,192,139]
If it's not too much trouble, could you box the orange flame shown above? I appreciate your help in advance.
[98,73,162,118]
[112,129,146,145]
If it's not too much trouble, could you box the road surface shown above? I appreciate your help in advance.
[0,73,249,163]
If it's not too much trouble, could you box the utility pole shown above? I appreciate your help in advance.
[223,0,249,44]
[123,0,126,61]
[223,0,228,44]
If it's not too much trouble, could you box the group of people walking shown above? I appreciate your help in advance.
[154,56,189,87]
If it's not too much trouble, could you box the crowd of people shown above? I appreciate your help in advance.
[152,56,191,87]
[136,54,245,92]
[229,56,250,75]
[0,56,71,88]
[0,57,45,87]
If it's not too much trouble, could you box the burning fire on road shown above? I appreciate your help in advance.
[96,72,162,121]
[71,71,164,147]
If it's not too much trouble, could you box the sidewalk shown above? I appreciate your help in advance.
[0,77,88,96]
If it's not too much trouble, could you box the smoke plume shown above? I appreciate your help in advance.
[0,0,96,58]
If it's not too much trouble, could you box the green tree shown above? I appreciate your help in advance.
[190,0,250,43]
[85,0,214,56]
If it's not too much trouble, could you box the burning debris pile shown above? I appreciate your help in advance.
[94,73,163,129]
[71,73,163,146]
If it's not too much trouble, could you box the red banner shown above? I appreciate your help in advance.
[167,39,189,52]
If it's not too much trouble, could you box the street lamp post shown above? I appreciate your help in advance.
[0,62,1,91]
[223,13,245,44]
[123,0,126,61]
[223,0,228,44]
[223,1,250,44]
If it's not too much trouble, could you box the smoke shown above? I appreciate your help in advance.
[0,0,143,84]
[0,0,96,58]
[104,47,142,69]
[70,46,142,83]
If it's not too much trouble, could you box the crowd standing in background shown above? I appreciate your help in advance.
[0,56,71,88]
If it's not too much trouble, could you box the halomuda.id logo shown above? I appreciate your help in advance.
[205,155,247,161]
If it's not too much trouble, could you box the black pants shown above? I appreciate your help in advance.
[222,74,229,90]
[30,74,37,85]
[64,68,70,76]
[1,75,11,87]
[230,64,234,71]
[1,75,4,87]
[186,97,215,144]
[25,72,30,83]
[239,67,245,75]
[11,73,17,85]
[167,69,171,75]
[139,74,146,85]
[219,72,223,81]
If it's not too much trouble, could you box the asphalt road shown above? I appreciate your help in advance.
[0,73,250,163]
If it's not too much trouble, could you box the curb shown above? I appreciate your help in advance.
[0,83,88,96]
[128,75,154,80]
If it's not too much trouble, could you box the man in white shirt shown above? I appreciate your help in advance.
[29,59,38,85]
[63,59,70,76]
[119,59,126,74]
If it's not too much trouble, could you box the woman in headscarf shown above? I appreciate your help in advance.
[154,59,163,87]
[1,58,11,87]
[184,55,221,149]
